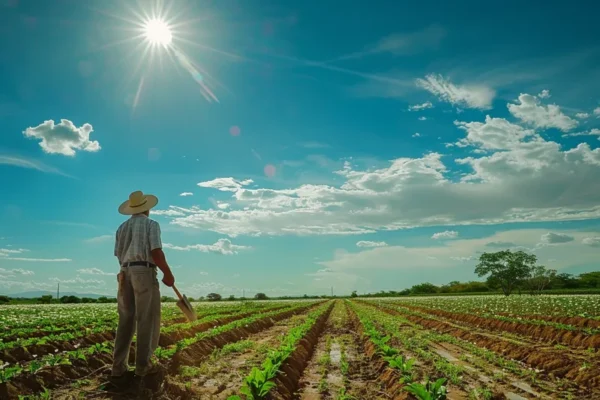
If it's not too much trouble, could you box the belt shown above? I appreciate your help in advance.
[122,261,157,268]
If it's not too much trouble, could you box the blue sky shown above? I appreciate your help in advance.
[1,0,599,297]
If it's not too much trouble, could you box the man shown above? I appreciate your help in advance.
[112,190,175,378]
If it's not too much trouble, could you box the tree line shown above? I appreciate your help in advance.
[356,250,600,297]
[1,250,598,304]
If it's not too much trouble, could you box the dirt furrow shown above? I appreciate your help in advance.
[1,303,321,400]
[398,303,600,349]
[373,302,600,391]
[166,314,312,399]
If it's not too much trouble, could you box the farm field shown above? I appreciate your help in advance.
[0,295,599,400]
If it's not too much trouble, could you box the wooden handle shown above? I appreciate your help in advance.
[172,285,184,301]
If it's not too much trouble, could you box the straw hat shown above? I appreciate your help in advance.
[118,191,159,215]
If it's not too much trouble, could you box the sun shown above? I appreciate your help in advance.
[143,18,173,46]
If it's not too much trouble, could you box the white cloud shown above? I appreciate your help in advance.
[0,267,34,277]
[507,93,578,132]
[333,24,445,61]
[540,232,574,244]
[319,229,599,275]
[562,129,600,140]
[152,208,187,217]
[217,202,230,210]
[0,155,71,177]
[454,116,537,150]
[0,248,28,256]
[594,107,600,117]
[538,89,551,99]
[582,237,600,247]
[432,230,459,240]
[164,238,251,255]
[356,241,388,248]
[50,276,105,285]
[12,268,34,275]
[198,178,253,192]
[450,256,473,262]
[412,133,421,138]
[84,235,112,244]
[77,268,114,276]
[415,74,495,110]
[484,241,517,248]
[408,102,433,111]
[418,116,427,121]
[180,192,193,197]
[23,119,100,156]
[576,113,590,119]
[155,112,600,238]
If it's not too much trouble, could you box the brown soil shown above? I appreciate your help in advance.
[296,301,400,400]
[167,314,313,399]
[398,303,600,349]
[369,302,600,390]
[3,303,321,400]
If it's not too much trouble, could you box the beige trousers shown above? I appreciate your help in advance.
[112,265,161,376]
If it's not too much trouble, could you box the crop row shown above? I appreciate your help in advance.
[0,303,307,384]
[348,300,456,399]
[382,302,600,348]
[0,302,292,364]
[228,302,333,399]
[0,302,263,343]
[384,295,600,319]
[1,301,321,399]
[373,301,600,390]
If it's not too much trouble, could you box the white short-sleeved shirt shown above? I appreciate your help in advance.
[114,214,162,265]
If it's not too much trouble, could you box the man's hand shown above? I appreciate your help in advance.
[152,248,175,287]
[162,271,175,287]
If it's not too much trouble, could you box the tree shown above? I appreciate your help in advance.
[227,295,236,301]
[579,272,600,288]
[254,293,268,300]
[350,290,358,298]
[60,295,81,304]
[39,295,54,304]
[410,283,439,294]
[97,296,112,303]
[475,250,536,296]
[551,273,579,289]
[0,295,9,304]
[525,265,557,295]
[207,293,222,301]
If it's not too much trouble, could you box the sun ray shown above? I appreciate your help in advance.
[90,0,226,104]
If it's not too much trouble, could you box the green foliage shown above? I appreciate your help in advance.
[207,293,222,301]
[254,293,268,300]
[405,378,448,400]
[240,364,277,399]
[475,250,537,296]
[411,283,439,294]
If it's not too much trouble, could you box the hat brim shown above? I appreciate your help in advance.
[118,195,159,215]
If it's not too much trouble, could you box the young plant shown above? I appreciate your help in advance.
[240,365,277,400]
[405,378,448,400]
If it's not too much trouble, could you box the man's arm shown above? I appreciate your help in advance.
[149,221,175,287]
[151,248,175,287]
